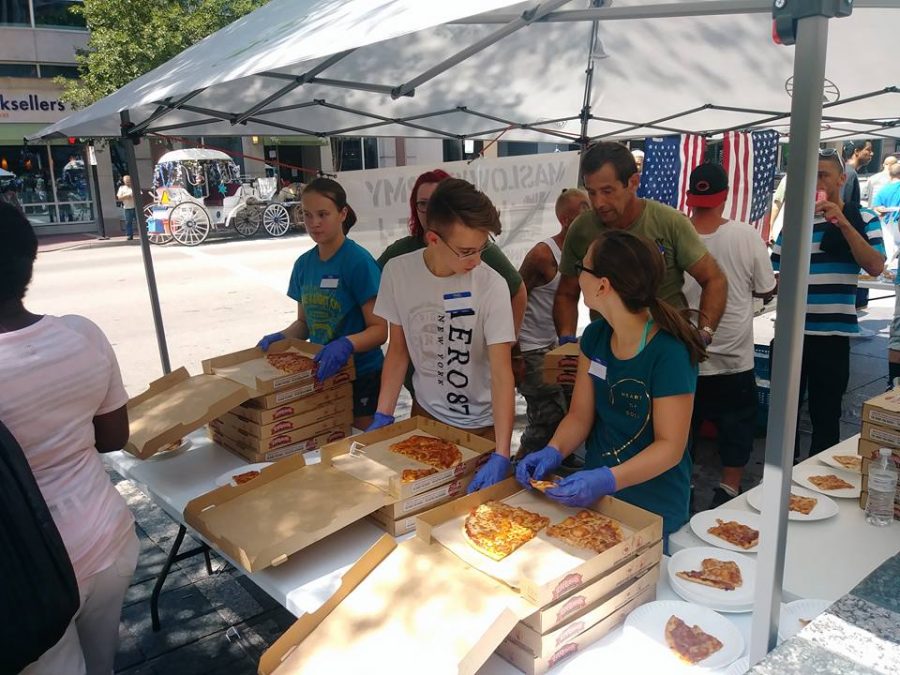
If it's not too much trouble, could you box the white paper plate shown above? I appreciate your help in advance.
[146,437,192,460]
[792,465,861,498]
[214,462,273,487]
[690,509,761,553]
[778,599,831,642]
[722,656,750,675]
[745,484,839,522]
[668,547,756,612]
[623,600,744,670]
[818,446,863,474]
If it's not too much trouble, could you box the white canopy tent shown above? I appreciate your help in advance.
[29,0,900,667]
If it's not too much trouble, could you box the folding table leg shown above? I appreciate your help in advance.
[150,524,214,632]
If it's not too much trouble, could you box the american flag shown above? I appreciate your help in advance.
[638,134,707,213]
[722,129,780,226]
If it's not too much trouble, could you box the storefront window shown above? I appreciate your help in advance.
[33,0,85,29]
[0,63,39,78]
[40,64,80,79]
[0,0,31,25]
[50,144,91,221]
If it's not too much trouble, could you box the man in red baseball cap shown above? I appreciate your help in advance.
[683,163,777,509]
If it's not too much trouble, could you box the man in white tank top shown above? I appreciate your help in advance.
[515,189,590,458]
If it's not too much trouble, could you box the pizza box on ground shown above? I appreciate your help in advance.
[209,410,353,452]
[366,509,419,537]
[184,451,391,573]
[416,477,663,607]
[496,587,656,675]
[229,383,352,425]
[857,438,900,461]
[321,416,494,500]
[259,535,537,675]
[520,540,663,635]
[201,337,355,396]
[861,390,900,432]
[860,422,900,452]
[209,426,350,463]
[217,395,352,439]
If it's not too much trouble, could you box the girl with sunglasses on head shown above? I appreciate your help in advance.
[257,177,387,429]
[517,230,705,547]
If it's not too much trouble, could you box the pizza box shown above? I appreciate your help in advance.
[366,509,419,537]
[542,368,578,386]
[209,426,350,463]
[125,367,251,459]
[496,586,656,675]
[259,534,535,675]
[245,369,354,410]
[209,410,353,452]
[379,472,475,520]
[543,341,580,371]
[860,422,900,451]
[858,490,900,519]
[857,438,900,461]
[184,451,390,573]
[416,477,663,607]
[861,456,900,490]
[520,539,663,635]
[321,416,494,499]
[229,383,352,425]
[218,396,352,439]
[508,563,660,656]
[861,390,900,431]
[201,338,355,396]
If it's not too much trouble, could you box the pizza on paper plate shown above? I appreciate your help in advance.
[266,352,317,376]
[529,478,558,492]
[789,493,818,515]
[707,519,759,549]
[401,467,438,483]
[665,615,724,664]
[808,474,854,491]
[389,435,462,470]
[833,455,862,472]
[675,558,743,591]
[463,500,550,561]
[546,509,625,554]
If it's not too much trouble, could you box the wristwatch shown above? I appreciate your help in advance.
[700,326,715,345]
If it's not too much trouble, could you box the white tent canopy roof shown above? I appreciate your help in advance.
[156,148,235,163]
[30,0,900,144]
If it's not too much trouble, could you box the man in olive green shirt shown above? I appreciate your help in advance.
[554,142,727,346]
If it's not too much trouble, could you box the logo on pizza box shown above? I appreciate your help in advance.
[272,420,295,434]
[556,372,577,385]
[333,372,351,385]
[273,406,298,420]
[549,643,579,668]
[556,595,587,624]
[556,621,586,648]
[552,573,583,600]
[557,356,579,368]
[327,430,347,441]
[269,435,292,450]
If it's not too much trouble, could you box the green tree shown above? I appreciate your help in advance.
[60,0,268,109]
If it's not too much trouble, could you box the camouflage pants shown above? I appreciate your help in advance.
[517,346,569,459]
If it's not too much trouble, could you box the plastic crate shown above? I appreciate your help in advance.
[754,344,771,381]
[756,378,770,434]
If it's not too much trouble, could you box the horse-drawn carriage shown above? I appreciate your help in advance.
[145,149,304,246]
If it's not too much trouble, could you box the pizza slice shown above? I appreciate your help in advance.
[401,467,438,483]
[665,615,724,665]
[808,474,854,491]
[484,500,550,533]
[233,470,260,485]
[266,352,317,375]
[832,455,862,472]
[675,558,743,591]
[389,435,462,470]
[707,519,759,549]
[463,501,545,561]
[529,478,558,492]
[546,509,624,554]
[789,493,818,515]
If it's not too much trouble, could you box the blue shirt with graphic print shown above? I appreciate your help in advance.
[580,318,697,538]
[287,238,384,376]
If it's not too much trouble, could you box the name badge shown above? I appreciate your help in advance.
[443,291,474,317]
[588,357,608,380]
[320,275,339,289]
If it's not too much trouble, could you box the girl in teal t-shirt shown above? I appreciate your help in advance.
[517,230,704,543]
[257,178,387,429]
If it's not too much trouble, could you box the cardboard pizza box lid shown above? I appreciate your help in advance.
[260,535,534,675]
[201,338,355,396]
[183,452,391,573]
[125,367,251,460]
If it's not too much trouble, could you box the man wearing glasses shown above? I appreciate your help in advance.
[370,178,517,492]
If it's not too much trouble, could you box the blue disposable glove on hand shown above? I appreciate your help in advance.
[559,335,578,345]
[545,467,617,507]
[257,331,285,352]
[365,412,395,432]
[516,446,564,488]
[467,453,511,494]
[314,336,354,381]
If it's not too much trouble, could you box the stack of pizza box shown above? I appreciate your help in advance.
[542,341,580,386]
[203,339,355,463]
[858,390,900,519]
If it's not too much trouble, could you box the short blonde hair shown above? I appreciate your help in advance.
[555,188,588,221]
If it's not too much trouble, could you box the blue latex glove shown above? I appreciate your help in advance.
[545,467,617,507]
[257,331,285,352]
[365,412,395,431]
[467,453,511,494]
[516,446,564,488]
[559,335,578,345]
[314,336,354,381]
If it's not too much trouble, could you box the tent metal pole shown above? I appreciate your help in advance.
[121,111,171,375]
[131,89,205,135]
[749,14,829,665]
[579,15,600,148]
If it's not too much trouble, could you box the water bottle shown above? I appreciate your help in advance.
[865,448,898,527]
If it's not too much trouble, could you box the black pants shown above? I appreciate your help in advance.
[798,334,850,457]
[690,370,758,468]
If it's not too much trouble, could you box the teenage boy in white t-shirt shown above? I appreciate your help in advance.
[682,163,777,508]
[370,178,517,492]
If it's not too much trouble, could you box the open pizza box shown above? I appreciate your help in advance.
[321,416,495,500]
[183,451,391,573]
[201,337,355,396]
[416,477,663,607]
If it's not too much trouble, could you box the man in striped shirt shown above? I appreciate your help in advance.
[772,149,885,457]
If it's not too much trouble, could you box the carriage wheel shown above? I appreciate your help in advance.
[263,203,291,237]
[144,204,173,245]
[232,204,261,238]
[169,202,211,247]
[290,204,306,232]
